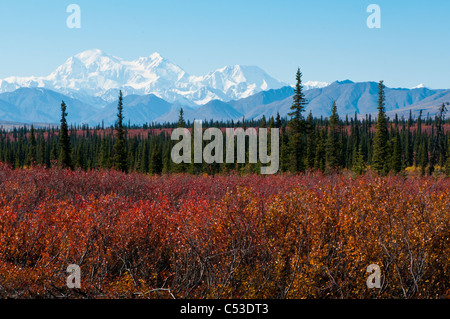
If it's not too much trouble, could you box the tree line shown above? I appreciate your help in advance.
[0,71,450,176]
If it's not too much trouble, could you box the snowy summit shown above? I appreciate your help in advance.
[0,49,292,106]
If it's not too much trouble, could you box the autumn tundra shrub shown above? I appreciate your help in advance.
[0,164,448,299]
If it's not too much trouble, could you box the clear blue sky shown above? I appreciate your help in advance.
[0,0,449,88]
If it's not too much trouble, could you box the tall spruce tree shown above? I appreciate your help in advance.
[112,91,128,172]
[58,101,73,169]
[326,100,341,170]
[288,68,308,172]
[371,81,389,174]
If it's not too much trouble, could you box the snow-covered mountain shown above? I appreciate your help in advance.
[0,49,293,106]
[411,84,427,89]
[303,81,330,91]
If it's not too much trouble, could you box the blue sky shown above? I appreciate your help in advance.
[0,0,449,88]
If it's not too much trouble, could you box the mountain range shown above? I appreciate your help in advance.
[0,49,448,126]
[0,49,315,106]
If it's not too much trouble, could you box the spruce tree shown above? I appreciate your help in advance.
[326,101,341,170]
[178,108,186,128]
[288,68,308,172]
[268,116,275,129]
[414,111,423,167]
[352,144,366,176]
[371,81,389,174]
[58,101,73,169]
[260,115,267,128]
[112,91,128,172]
[275,112,282,128]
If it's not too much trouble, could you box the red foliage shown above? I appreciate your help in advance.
[0,164,448,299]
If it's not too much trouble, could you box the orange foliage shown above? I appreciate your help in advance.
[0,164,448,299]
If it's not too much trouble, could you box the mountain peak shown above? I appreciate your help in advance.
[74,49,108,60]
[149,52,163,60]
[215,64,243,74]
[133,52,171,69]
[70,49,122,70]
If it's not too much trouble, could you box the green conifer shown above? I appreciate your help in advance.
[58,101,73,169]
[371,81,390,175]
[112,91,128,172]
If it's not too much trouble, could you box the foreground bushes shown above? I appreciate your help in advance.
[0,164,448,298]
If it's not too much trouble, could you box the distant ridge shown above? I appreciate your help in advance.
[1,80,448,125]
